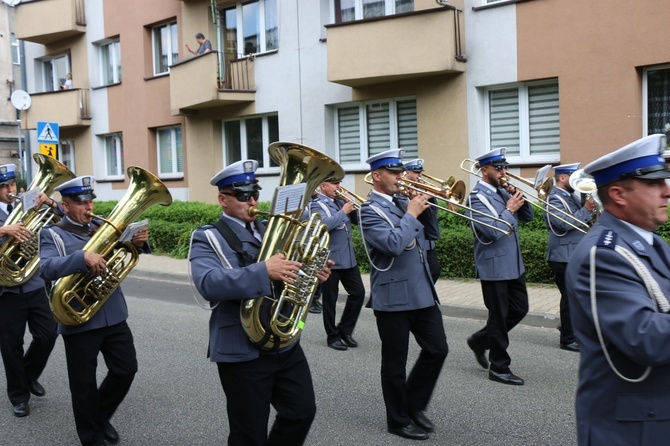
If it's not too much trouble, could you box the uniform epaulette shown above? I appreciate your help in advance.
[596,229,617,249]
[471,188,479,194]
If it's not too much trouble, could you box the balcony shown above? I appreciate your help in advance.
[326,7,465,87]
[169,51,255,116]
[15,0,86,45]
[21,89,90,130]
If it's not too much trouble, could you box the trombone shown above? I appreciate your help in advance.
[335,185,366,209]
[364,172,513,235]
[460,159,591,234]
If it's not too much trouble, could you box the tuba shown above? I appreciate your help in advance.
[240,142,344,350]
[0,154,75,286]
[49,166,173,325]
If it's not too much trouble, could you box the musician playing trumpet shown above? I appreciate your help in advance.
[39,176,150,446]
[0,163,60,418]
[544,163,598,353]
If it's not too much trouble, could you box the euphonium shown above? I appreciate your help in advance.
[240,142,344,350]
[0,154,75,286]
[49,166,173,325]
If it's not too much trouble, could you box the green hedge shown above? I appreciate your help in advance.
[95,200,670,285]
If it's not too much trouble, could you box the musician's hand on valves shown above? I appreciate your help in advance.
[584,197,598,213]
[342,200,356,215]
[506,191,525,213]
[84,251,107,277]
[317,259,334,283]
[1,222,32,242]
[265,253,303,284]
[407,193,430,218]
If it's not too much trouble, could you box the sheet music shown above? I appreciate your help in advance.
[271,184,307,214]
[534,164,552,189]
[21,188,41,212]
[119,219,148,243]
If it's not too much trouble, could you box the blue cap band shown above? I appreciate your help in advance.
[591,154,665,186]
[370,156,403,170]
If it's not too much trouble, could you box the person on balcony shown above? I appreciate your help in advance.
[185,33,212,56]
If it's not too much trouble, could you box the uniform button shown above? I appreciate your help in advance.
[647,410,656,418]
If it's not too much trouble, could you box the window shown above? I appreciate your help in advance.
[157,126,183,178]
[644,65,670,148]
[10,33,20,65]
[152,22,178,75]
[220,0,278,57]
[60,140,75,173]
[336,98,418,166]
[333,0,413,23]
[223,114,279,169]
[99,39,122,85]
[486,80,560,163]
[102,133,124,178]
[41,53,71,92]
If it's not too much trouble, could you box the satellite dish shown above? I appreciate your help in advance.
[10,90,31,111]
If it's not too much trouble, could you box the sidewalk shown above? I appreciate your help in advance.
[130,254,561,329]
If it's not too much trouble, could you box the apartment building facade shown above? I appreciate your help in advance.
[0,2,24,172]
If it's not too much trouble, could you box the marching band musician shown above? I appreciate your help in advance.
[188,160,333,446]
[544,163,597,353]
[359,149,448,441]
[0,163,60,417]
[39,176,150,446]
[403,159,441,283]
[566,134,670,444]
[465,148,533,386]
[307,176,365,351]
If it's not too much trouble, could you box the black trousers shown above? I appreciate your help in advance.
[548,261,576,345]
[63,322,137,446]
[0,287,57,406]
[217,344,316,446]
[320,267,365,344]
[470,275,529,373]
[426,248,440,284]
[374,305,448,428]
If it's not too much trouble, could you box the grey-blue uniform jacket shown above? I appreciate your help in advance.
[189,215,278,363]
[39,220,148,335]
[466,181,534,281]
[359,191,439,312]
[566,211,670,445]
[308,194,357,270]
[544,186,592,263]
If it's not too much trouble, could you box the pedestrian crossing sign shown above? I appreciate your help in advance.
[37,121,59,143]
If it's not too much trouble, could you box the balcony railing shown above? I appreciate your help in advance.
[326,7,466,87]
[169,51,255,116]
[21,89,91,130]
[15,0,86,45]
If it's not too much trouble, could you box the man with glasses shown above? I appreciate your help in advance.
[307,177,365,351]
[465,148,533,385]
[189,160,333,446]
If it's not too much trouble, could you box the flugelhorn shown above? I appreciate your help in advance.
[334,185,366,209]
[569,168,601,221]
[460,159,590,234]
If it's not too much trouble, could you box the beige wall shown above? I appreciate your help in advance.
[517,0,670,163]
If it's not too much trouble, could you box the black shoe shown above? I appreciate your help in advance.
[28,380,45,397]
[308,305,321,314]
[328,340,348,351]
[410,410,434,433]
[12,402,29,417]
[560,342,580,352]
[489,370,524,386]
[341,334,358,348]
[103,421,119,444]
[388,423,429,440]
[467,337,489,369]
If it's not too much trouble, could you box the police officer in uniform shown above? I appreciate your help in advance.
[465,148,533,385]
[403,159,441,283]
[566,134,670,445]
[360,149,448,441]
[189,160,332,446]
[544,163,597,352]
[40,176,150,446]
[308,177,365,351]
[0,163,59,417]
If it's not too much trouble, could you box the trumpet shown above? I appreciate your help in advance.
[334,186,366,209]
[460,159,591,234]
[364,172,513,235]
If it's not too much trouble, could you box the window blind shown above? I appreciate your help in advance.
[367,102,390,157]
[528,82,560,156]
[397,99,418,158]
[338,106,361,164]
[489,88,520,155]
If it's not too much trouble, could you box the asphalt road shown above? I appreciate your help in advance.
[0,276,579,445]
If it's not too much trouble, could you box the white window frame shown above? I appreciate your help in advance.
[330,0,413,23]
[156,126,183,179]
[334,97,418,170]
[98,38,122,86]
[484,79,560,165]
[60,139,76,173]
[152,21,178,76]
[220,0,278,57]
[10,33,20,65]
[222,114,279,172]
[40,53,71,92]
[101,133,124,179]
